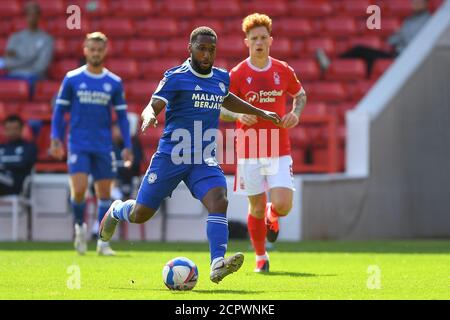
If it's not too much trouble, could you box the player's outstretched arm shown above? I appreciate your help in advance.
[141,97,166,132]
[223,92,281,125]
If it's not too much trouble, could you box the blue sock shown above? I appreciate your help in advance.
[112,199,135,222]
[97,199,112,225]
[71,200,86,226]
[206,213,229,265]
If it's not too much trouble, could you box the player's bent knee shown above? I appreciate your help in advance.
[132,204,157,224]
[272,201,292,216]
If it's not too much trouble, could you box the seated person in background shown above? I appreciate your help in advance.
[0,1,54,82]
[0,115,37,196]
[317,0,431,77]
[111,120,143,201]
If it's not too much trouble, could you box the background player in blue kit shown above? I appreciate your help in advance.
[50,32,133,256]
[100,27,280,283]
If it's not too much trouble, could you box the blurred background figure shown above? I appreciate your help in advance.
[111,119,143,202]
[0,115,37,196]
[0,1,54,82]
[317,0,431,77]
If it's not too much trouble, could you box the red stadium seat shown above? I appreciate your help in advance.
[223,18,246,36]
[46,17,91,38]
[48,59,79,80]
[242,1,288,17]
[335,103,355,124]
[135,19,179,38]
[0,1,21,17]
[106,59,139,80]
[91,18,134,37]
[304,38,336,57]
[288,1,333,17]
[0,102,23,118]
[53,38,67,59]
[322,17,357,37]
[21,102,53,121]
[34,81,60,102]
[289,59,321,81]
[190,19,224,36]
[65,38,85,57]
[325,59,366,81]
[339,0,373,17]
[307,82,347,103]
[0,37,7,54]
[290,127,309,148]
[139,58,183,79]
[126,81,159,104]
[123,39,158,59]
[0,80,29,102]
[384,0,413,18]
[37,0,65,17]
[359,17,401,36]
[66,0,110,17]
[276,19,313,38]
[347,80,375,101]
[164,38,190,58]
[216,36,247,58]
[160,0,196,17]
[346,36,383,51]
[202,0,241,18]
[371,59,394,79]
[0,20,12,37]
[270,37,292,58]
[111,0,154,17]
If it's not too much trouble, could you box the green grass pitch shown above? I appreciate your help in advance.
[0,240,449,300]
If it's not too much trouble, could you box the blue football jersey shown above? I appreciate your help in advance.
[55,65,127,153]
[152,59,230,157]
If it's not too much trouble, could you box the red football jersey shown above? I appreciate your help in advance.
[229,57,302,159]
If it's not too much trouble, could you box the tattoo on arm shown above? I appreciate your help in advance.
[292,88,307,118]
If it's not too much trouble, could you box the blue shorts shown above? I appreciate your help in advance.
[67,150,117,181]
[136,152,227,210]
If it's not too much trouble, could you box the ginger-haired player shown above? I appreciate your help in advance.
[221,13,307,273]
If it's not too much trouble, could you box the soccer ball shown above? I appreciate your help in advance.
[162,257,199,291]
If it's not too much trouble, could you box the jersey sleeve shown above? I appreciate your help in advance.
[112,80,127,111]
[151,73,177,104]
[228,67,240,97]
[286,64,303,97]
[55,75,72,107]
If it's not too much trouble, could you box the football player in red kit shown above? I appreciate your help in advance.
[221,13,307,273]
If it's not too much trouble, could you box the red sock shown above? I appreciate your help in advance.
[267,203,281,222]
[248,214,267,256]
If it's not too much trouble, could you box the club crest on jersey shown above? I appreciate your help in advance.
[246,77,252,84]
[219,82,226,93]
[148,172,157,184]
[103,82,112,92]
[273,72,280,85]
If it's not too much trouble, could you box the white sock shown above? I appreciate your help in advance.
[211,257,224,269]
[97,239,110,248]
[256,253,269,262]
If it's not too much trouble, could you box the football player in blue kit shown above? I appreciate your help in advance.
[100,27,281,283]
[50,32,133,256]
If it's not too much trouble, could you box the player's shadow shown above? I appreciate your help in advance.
[255,271,336,277]
[186,289,264,295]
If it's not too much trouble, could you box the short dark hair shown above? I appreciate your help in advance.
[190,26,217,43]
[4,114,24,127]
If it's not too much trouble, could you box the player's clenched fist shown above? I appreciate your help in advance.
[260,110,281,126]
[280,112,299,129]
[49,139,65,160]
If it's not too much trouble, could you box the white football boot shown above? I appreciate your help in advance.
[96,239,116,256]
[74,223,88,255]
[210,252,244,284]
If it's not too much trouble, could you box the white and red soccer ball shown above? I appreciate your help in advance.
[162,257,199,291]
